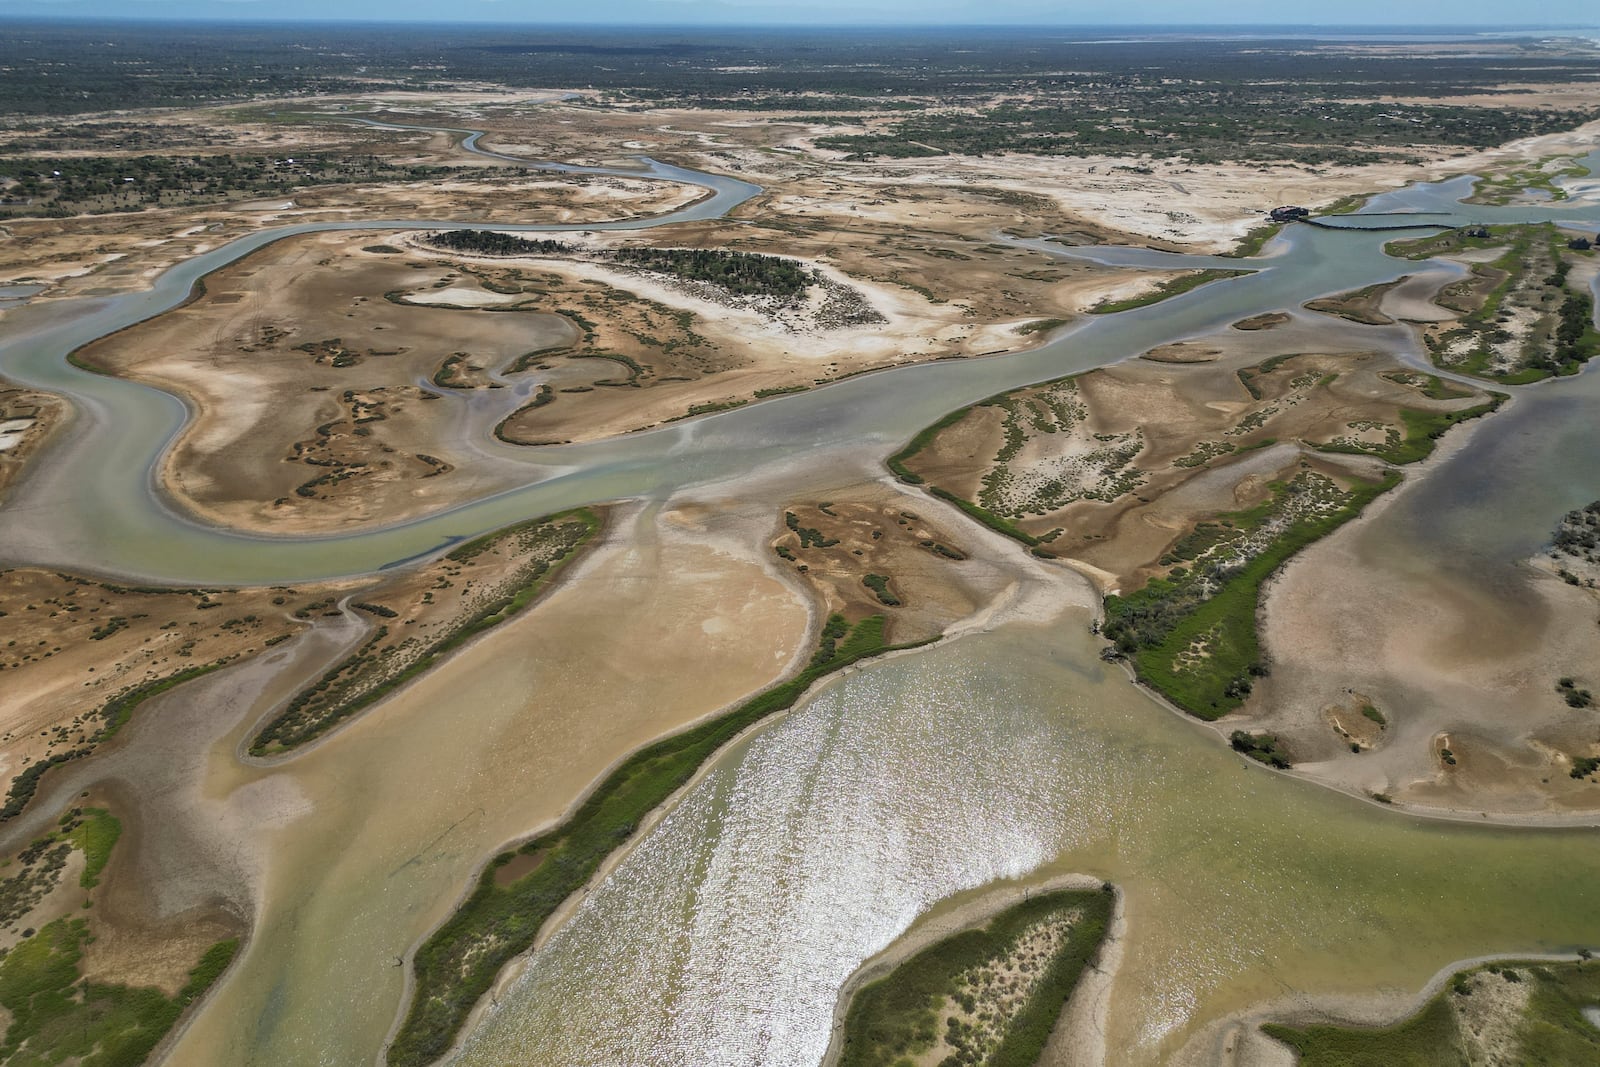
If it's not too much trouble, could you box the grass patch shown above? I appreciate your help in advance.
[1014,317,1070,336]
[929,487,1040,546]
[1386,226,1510,261]
[1411,374,1473,401]
[887,406,977,484]
[1234,352,1297,400]
[0,911,236,1066]
[387,614,934,1067]
[1304,279,1403,325]
[863,574,901,606]
[1321,192,1373,215]
[1315,395,1503,465]
[570,350,646,384]
[1089,269,1252,314]
[1262,990,1463,1065]
[62,807,121,889]
[837,888,1112,1067]
[682,398,749,417]
[1223,223,1283,258]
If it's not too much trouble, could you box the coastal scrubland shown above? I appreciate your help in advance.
[2,24,1600,1067]
[834,888,1112,1067]
[769,493,990,645]
[889,325,1500,722]
[1387,223,1600,383]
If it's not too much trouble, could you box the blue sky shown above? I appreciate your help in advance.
[2,0,1588,26]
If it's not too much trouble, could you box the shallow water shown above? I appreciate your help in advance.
[0,282,47,309]
[454,621,1600,1065]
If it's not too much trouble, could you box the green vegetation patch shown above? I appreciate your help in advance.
[1104,471,1400,718]
[611,247,813,299]
[1262,991,1464,1066]
[888,406,975,485]
[836,888,1113,1067]
[61,807,121,889]
[1263,959,1600,1066]
[1469,159,1591,205]
[251,510,598,754]
[1315,395,1503,465]
[0,905,235,1067]
[1401,224,1598,383]
[1230,730,1291,769]
[388,614,934,1067]
[1381,371,1474,401]
[1303,279,1402,325]
[863,574,901,607]
[1223,223,1283,259]
[1089,269,1252,315]
[889,378,1108,546]
[2,662,229,824]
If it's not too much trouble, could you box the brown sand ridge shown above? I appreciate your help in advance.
[0,387,65,500]
[770,486,997,645]
[73,230,577,534]
[0,503,606,845]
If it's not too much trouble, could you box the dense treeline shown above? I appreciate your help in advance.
[0,152,483,216]
[3,21,1596,116]
[421,230,572,256]
[418,232,815,299]
[611,247,812,297]
[816,100,1599,164]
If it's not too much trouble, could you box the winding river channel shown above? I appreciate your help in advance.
[4,123,1600,1065]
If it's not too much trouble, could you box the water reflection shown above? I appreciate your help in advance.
[453,625,1600,1065]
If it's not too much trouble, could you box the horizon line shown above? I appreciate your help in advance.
[2,16,1597,31]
